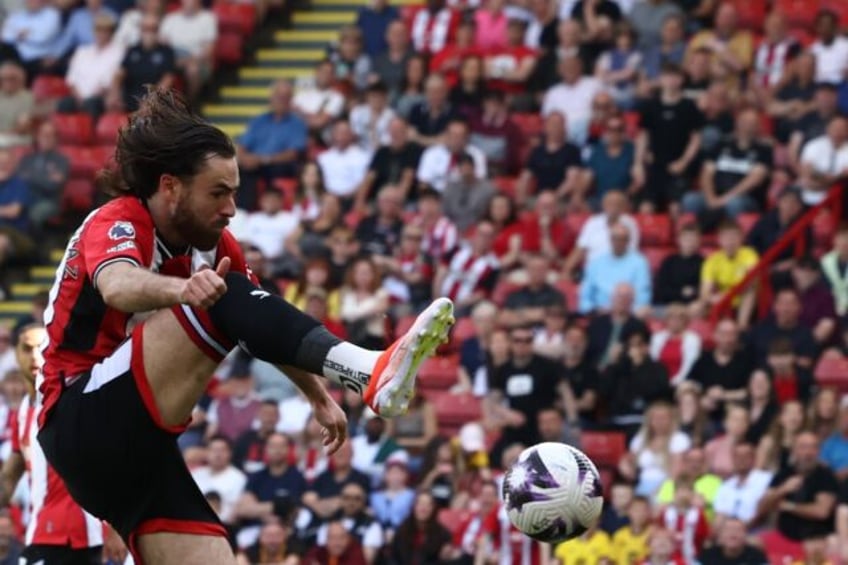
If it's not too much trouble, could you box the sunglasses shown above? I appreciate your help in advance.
[512,336,533,344]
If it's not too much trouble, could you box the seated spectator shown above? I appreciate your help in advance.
[283,258,341,317]
[416,120,487,193]
[232,400,279,473]
[113,0,165,49]
[237,519,301,565]
[409,0,458,55]
[468,90,522,175]
[502,254,565,327]
[0,42,19,67]
[236,81,307,210]
[810,387,840,441]
[699,517,768,565]
[449,56,485,119]
[582,113,638,209]
[388,491,452,564]
[205,364,261,444]
[600,481,633,536]
[611,496,653,565]
[351,414,405,487]
[586,282,649,369]
[746,368,780,445]
[355,0,397,59]
[449,480,500,561]
[658,477,709,563]
[650,303,701,385]
[579,222,651,315]
[355,185,403,257]
[377,223,433,312]
[305,520,367,565]
[385,393,436,453]
[242,190,300,262]
[430,20,478,90]
[595,23,641,109]
[751,12,798,94]
[473,0,507,50]
[755,432,838,546]
[408,73,458,146]
[516,112,583,206]
[749,289,818,368]
[697,220,758,327]
[370,21,411,96]
[393,54,427,118]
[0,0,61,79]
[314,481,384,564]
[317,121,371,204]
[530,19,594,96]
[705,404,751,479]
[634,62,703,213]
[619,401,688,496]
[158,0,216,99]
[820,397,848,482]
[304,287,347,341]
[327,25,372,93]
[655,446,721,514]
[516,191,574,264]
[688,318,752,418]
[822,225,848,318]
[559,324,600,425]
[682,47,714,103]
[542,55,604,146]
[482,18,537,98]
[792,257,838,346]
[294,60,345,134]
[302,442,371,520]
[787,83,840,173]
[453,300,497,395]
[483,193,522,270]
[441,153,495,233]
[639,14,686,89]
[563,190,639,280]
[109,13,175,113]
[16,121,68,231]
[370,459,415,533]
[769,51,817,144]
[191,436,247,525]
[354,116,421,210]
[0,61,33,147]
[713,440,774,532]
[757,400,805,474]
[685,3,753,90]
[747,186,811,274]
[340,256,389,350]
[796,115,848,205]
[0,149,32,268]
[810,9,848,85]
[684,108,771,228]
[350,81,394,155]
[654,224,704,308]
[51,0,118,63]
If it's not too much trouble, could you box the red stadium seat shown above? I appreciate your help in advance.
[565,212,590,236]
[580,431,626,468]
[635,213,672,247]
[554,278,579,310]
[759,530,803,564]
[822,0,848,26]
[451,317,476,345]
[511,113,543,139]
[814,356,848,391]
[53,113,94,146]
[493,176,517,198]
[60,145,113,179]
[213,3,255,35]
[438,508,471,534]
[775,0,822,29]
[95,112,128,145]
[737,213,759,237]
[491,279,520,306]
[623,111,640,138]
[689,318,715,348]
[215,31,244,66]
[62,179,95,213]
[812,208,837,248]
[417,356,459,392]
[434,393,482,435]
[733,0,767,30]
[271,178,299,210]
[31,75,71,102]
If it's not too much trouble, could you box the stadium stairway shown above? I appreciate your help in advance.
[203,0,420,139]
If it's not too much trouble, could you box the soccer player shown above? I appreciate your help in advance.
[36,89,454,565]
[0,324,126,564]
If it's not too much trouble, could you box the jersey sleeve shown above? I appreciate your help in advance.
[82,208,151,287]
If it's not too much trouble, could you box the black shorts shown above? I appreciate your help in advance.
[20,545,102,565]
[37,332,227,562]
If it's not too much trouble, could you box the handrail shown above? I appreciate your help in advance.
[710,182,845,324]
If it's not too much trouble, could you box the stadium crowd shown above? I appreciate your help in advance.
[3,0,848,563]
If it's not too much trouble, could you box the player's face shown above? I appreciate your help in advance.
[15,327,45,383]
[172,156,238,251]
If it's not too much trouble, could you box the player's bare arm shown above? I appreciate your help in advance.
[0,451,24,508]
[278,365,347,454]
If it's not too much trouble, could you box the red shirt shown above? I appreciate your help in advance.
[659,337,684,381]
[517,216,574,257]
[773,373,799,404]
[482,505,543,565]
[430,45,483,87]
[484,45,538,93]
[40,196,255,425]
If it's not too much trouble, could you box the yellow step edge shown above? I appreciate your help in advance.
[257,49,324,62]
[203,105,267,117]
[220,86,272,98]
[292,11,356,23]
[239,67,312,79]
[0,303,31,314]
[30,266,56,279]
[11,283,50,295]
[215,124,247,138]
[50,249,64,262]
[273,29,337,42]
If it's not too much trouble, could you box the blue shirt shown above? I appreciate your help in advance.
[246,465,307,503]
[579,251,651,313]
[821,433,848,474]
[0,175,30,233]
[586,141,635,201]
[0,7,61,61]
[51,7,118,57]
[356,6,398,58]
[369,488,415,529]
[239,112,307,157]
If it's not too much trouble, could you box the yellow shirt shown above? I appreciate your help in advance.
[701,246,759,294]
[686,30,754,90]
[612,526,651,565]
[283,284,341,318]
[555,530,613,565]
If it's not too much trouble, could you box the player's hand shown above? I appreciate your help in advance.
[313,396,347,455]
[179,257,231,309]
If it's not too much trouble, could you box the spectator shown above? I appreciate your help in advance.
[699,517,768,565]
[232,400,280,473]
[409,0,458,55]
[205,364,262,443]
[683,47,714,102]
[600,481,634,535]
[304,287,348,341]
[820,397,848,482]
[697,220,758,326]
[756,399,805,474]
[746,368,780,445]
[748,289,818,368]
[559,324,600,425]
[746,186,811,271]
[0,149,32,268]
[770,51,817,144]
[416,188,458,263]
[237,519,301,565]
[767,336,814,404]
[355,0,398,59]
[530,19,594,94]
[650,303,702,385]
[283,258,341,317]
[354,116,421,209]
[315,481,384,564]
[408,73,458,146]
[554,524,613,565]
[685,2,753,89]
[236,80,307,210]
[355,185,403,257]
[429,19,478,89]
[242,190,300,262]
[453,300,497,396]
[635,62,703,213]
[388,491,452,564]
[502,254,565,327]
[351,414,404,487]
[51,0,118,65]
[640,14,686,87]
[302,442,372,520]
[377,223,433,311]
[629,0,682,51]
[704,403,751,478]
[688,318,752,417]
[657,477,709,563]
[524,0,558,52]
[810,9,848,85]
[304,520,367,565]
[0,61,33,148]
[294,60,345,134]
[394,54,427,118]
[110,13,175,113]
[654,224,704,308]
[290,162,325,222]
[796,115,848,205]
[483,193,523,269]
[583,113,639,209]
[809,387,840,441]
[751,11,798,94]
[712,440,774,531]
[563,190,639,280]
[158,0,217,99]
[821,225,848,317]
[350,81,395,155]
[191,436,248,525]
[579,222,652,315]
[0,0,61,79]
[482,18,537,100]
[317,121,371,203]
[0,515,21,565]
[612,496,653,565]
[327,25,372,92]
[586,282,650,368]
[787,83,840,172]
[416,120,486,193]
[370,458,415,532]
[516,191,574,264]
[370,21,410,96]
[468,90,523,175]
[655,446,722,515]
[473,0,508,50]
[595,23,641,109]
[792,257,838,345]
[516,112,583,206]
[113,0,165,49]
[16,121,68,231]
[756,431,838,546]
[441,152,495,233]
[541,56,604,146]
[340,256,389,349]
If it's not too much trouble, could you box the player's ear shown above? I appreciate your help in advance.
[159,174,180,200]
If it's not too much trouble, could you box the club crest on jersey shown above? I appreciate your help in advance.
[109,221,136,240]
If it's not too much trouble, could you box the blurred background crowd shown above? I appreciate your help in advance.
[2,0,848,562]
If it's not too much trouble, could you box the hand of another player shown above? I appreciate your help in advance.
[179,257,231,309]
[313,396,347,455]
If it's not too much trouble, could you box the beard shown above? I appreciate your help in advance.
[172,196,225,251]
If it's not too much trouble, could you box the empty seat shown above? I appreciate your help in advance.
[579,431,626,468]
[493,176,517,198]
[213,3,256,35]
[95,112,129,145]
[775,0,822,29]
[417,356,459,392]
[31,76,71,102]
[53,113,95,146]
[434,393,482,431]
[215,31,244,66]
[60,145,114,179]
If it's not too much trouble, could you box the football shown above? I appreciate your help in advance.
[502,442,604,544]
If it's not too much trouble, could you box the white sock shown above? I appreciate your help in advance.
[322,342,381,395]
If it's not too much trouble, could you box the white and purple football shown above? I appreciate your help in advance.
[502,442,604,544]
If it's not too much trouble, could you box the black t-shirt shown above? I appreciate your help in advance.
[570,0,622,22]
[770,464,839,541]
[526,142,582,192]
[748,320,818,365]
[709,139,772,202]
[639,97,704,165]
[699,545,769,565]
[503,284,565,311]
[121,44,177,111]
[355,215,403,257]
[308,468,372,499]
[654,253,703,305]
[687,349,753,393]
[603,359,673,420]
[368,142,422,202]
[562,360,599,420]
[408,103,457,139]
[491,355,561,444]
[247,466,308,503]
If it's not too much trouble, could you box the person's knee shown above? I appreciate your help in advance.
[681,191,704,212]
[725,195,755,217]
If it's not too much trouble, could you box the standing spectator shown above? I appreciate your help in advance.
[408,74,458,146]
[619,400,686,495]
[0,61,33,148]
[586,282,650,369]
[370,21,411,96]
[583,113,639,209]
[650,304,701,386]
[442,153,495,233]
[340,256,390,349]
[232,400,279,473]
[516,112,583,206]
[697,220,758,326]
[640,14,686,87]
[810,9,848,85]
[349,81,395,155]
[317,121,371,204]
[293,60,345,134]
[57,13,123,120]
[327,26,372,93]
[713,442,773,529]
[242,190,300,262]
[685,2,753,89]
[821,224,848,317]
[699,518,768,565]
[820,398,848,482]
[0,149,32,269]
[191,436,248,525]
[792,257,838,346]
[110,14,176,112]
[304,521,367,565]
[409,0,458,55]
[355,0,398,58]
[236,80,307,210]
[0,0,61,80]
[748,288,818,368]
[416,120,487,193]
[355,185,403,257]
[654,224,704,308]
[541,56,604,146]
[796,115,848,205]
[635,62,703,213]
[354,116,422,209]
[158,0,217,99]
[629,0,683,52]
[16,121,68,231]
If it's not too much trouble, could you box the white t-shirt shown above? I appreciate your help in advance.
[242,210,300,260]
[65,42,125,100]
[416,143,488,192]
[275,394,312,436]
[576,213,640,262]
[349,104,395,154]
[800,135,848,204]
[811,37,848,84]
[317,145,371,197]
[629,431,691,496]
[160,10,217,57]
[316,517,384,549]
[541,77,604,145]
[713,469,773,522]
[293,87,345,119]
[191,465,247,524]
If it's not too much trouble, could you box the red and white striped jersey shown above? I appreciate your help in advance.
[659,505,709,564]
[481,505,543,565]
[11,395,103,548]
[410,7,459,54]
[421,216,458,263]
[438,245,499,303]
[754,39,799,88]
